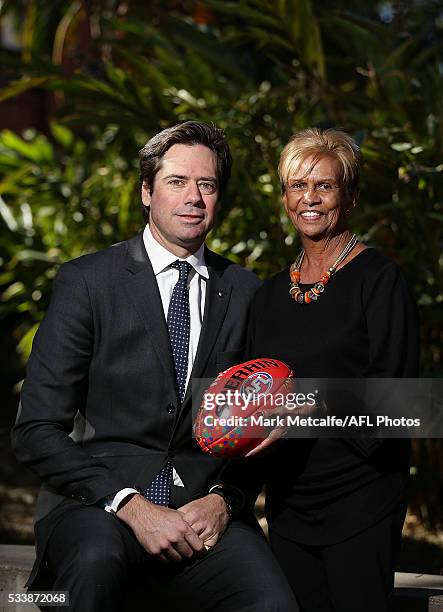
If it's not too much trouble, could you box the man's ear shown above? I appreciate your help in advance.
[141,181,151,207]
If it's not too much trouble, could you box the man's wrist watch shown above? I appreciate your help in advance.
[208,484,245,519]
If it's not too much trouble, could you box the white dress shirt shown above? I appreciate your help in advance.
[104,225,209,512]
[142,224,208,387]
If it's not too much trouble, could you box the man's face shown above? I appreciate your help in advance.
[142,143,219,256]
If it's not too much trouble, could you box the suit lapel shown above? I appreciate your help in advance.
[181,248,232,408]
[123,233,178,398]
[123,236,232,415]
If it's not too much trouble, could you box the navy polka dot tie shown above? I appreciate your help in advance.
[144,261,192,506]
[167,260,192,403]
[144,461,173,506]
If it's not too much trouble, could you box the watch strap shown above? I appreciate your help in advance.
[208,484,245,518]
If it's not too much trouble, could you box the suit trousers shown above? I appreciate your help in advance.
[38,503,299,612]
[268,504,406,612]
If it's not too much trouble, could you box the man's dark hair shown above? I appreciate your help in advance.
[139,121,232,223]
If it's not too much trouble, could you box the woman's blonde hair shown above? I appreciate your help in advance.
[278,128,362,197]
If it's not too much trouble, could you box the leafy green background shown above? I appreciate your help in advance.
[0,0,442,530]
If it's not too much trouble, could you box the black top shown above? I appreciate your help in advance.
[248,248,419,545]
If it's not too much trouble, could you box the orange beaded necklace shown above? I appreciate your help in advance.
[289,234,358,304]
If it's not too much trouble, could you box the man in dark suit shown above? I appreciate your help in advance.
[12,121,298,611]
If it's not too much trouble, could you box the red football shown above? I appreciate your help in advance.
[194,358,294,458]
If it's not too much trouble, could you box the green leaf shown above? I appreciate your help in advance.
[207,1,281,30]
[0,195,18,230]
[15,250,59,262]
[0,76,53,102]
[50,123,74,149]
[0,130,54,163]
[2,281,25,301]
[164,15,254,83]
[17,322,39,361]
[391,142,412,152]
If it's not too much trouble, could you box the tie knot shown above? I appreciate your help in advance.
[170,260,192,281]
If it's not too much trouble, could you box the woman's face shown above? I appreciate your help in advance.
[283,155,353,241]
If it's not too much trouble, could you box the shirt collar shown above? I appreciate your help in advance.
[143,224,209,279]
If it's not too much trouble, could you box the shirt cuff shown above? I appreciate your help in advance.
[103,488,138,515]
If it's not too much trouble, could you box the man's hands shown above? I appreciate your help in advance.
[117,493,204,563]
[116,493,230,563]
[178,493,230,549]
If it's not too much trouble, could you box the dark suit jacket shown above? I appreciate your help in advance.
[11,232,261,570]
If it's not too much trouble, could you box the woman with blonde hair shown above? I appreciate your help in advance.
[247,128,419,611]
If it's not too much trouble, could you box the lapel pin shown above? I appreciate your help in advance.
[217,290,223,298]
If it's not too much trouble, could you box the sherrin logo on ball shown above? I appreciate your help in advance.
[194,358,294,458]
[240,371,274,397]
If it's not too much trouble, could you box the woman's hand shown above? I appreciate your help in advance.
[245,423,288,457]
[245,397,322,457]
